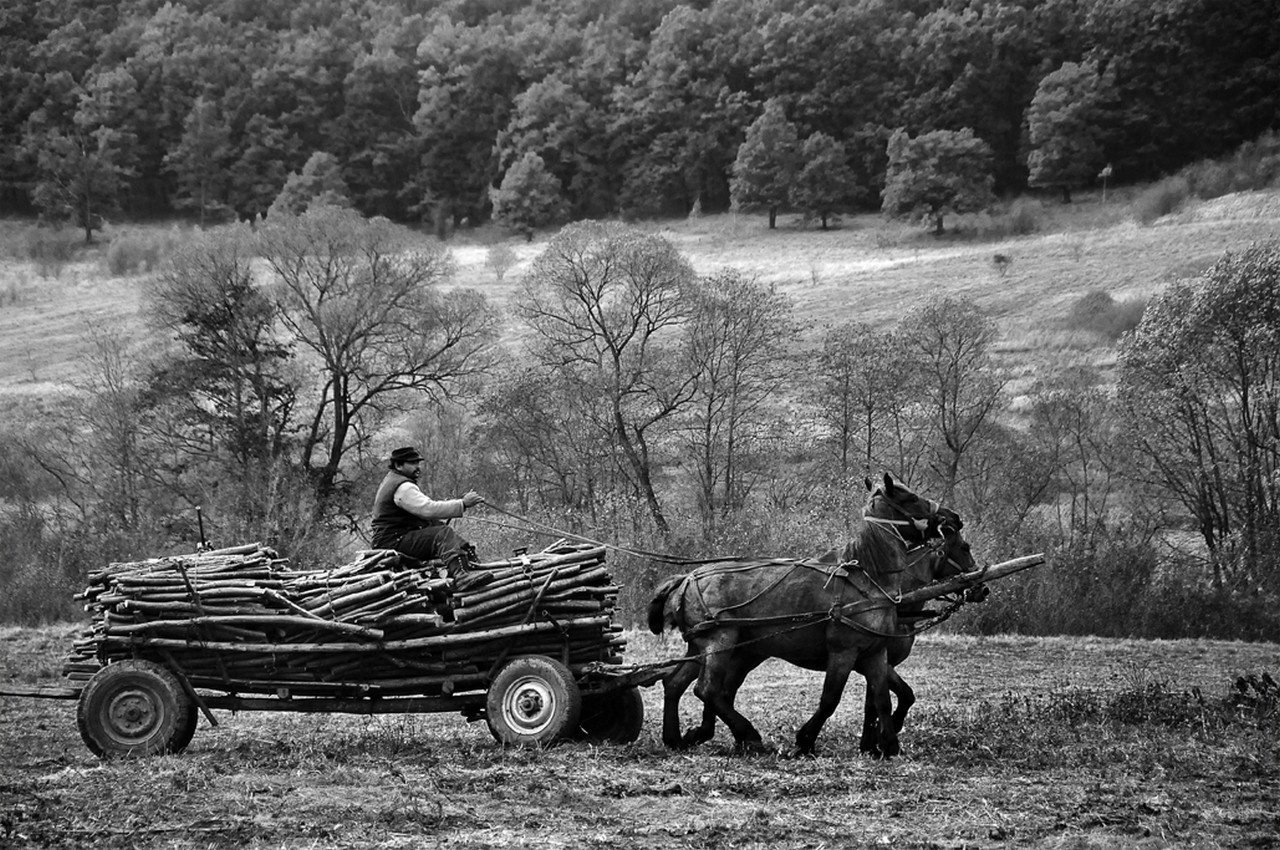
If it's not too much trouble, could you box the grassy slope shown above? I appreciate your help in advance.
[3,188,1280,418]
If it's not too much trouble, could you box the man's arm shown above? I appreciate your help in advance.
[393,482,465,520]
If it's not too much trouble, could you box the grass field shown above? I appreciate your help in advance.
[2,625,1277,849]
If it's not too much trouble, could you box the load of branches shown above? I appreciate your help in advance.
[63,541,624,697]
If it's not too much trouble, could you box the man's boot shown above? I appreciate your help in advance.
[448,545,493,591]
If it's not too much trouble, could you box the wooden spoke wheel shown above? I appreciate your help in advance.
[485,656,582,747]
[575,685,645,744]
[77,660,193,758]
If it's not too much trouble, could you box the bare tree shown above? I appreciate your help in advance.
[900,296,1006,502]
[257,205,501,500]
[518,221,697,538]
[1119,244,1280,592]
[683,270,795,534]
[809,321,923,481]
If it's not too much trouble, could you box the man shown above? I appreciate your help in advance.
[371,446,484,576]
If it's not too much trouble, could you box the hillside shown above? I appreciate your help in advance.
[2,188,1279,418]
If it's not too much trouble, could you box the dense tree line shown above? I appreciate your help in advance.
[4,0,1279,234]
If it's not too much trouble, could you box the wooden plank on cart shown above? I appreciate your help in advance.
[0,684,81,699]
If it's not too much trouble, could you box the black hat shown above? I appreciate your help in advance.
[389,446,424,467]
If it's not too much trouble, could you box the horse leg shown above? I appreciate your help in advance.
[693,633,767,753]
[856,649,899,760]
[795,650,857,756]
[660,652,702,749]
[860,665,914,754]
[888,666,915,734]
[685,655,763,748]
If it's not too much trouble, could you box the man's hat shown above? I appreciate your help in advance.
[389,446,424,466]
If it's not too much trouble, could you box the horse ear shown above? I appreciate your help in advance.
[882,472,895,494]
[864,476,874,492]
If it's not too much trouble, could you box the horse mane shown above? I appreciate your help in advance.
[836,517,905,578]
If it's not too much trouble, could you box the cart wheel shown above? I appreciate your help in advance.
[576,685,645,744]
[485,656,582,747]
[170,702,199,754]
[76,660,192,758]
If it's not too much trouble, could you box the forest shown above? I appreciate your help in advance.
[4,0,1280,230]
[1,0,1279,640]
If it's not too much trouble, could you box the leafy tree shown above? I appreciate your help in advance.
[790,132,859,230]
[518,221,698,537]
[338,17,430,219]
[228,113,299,220]
[1027,61,1113,203]
[900,296,1005,503]
[165,95,235,227]
[611,3,757,216]
[146,223,296,472]
[413,18,524,232]
[682,270,795,534]
[489,151,567,242]
[257,205,501,500]
[900,2,1047,193]
[882,127,995,235]
[1118,242,1280,593]
[25,69,140,242]
[730,98,801,229]
[268,151,352,218]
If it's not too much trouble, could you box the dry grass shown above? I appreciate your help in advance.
[3,191,1280,415]
[2,625,1276,849]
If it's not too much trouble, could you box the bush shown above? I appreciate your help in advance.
[1003,197,1043,236]
[24,228,78,278]
[1133,175,1191,224]
[104,231,167,276]
[1066,289,1147,339]
[1180,131,1280,199]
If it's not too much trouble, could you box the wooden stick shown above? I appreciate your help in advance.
[896,554,1046,606]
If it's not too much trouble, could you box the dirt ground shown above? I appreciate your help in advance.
[2,627,1277,849]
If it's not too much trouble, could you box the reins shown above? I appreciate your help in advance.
[470,503,738,566]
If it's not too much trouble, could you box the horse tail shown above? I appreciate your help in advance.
[647,574,687,634]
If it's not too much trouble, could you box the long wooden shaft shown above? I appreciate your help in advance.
[897,553,1045,606]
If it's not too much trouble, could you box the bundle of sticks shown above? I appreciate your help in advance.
[63,540,625,697]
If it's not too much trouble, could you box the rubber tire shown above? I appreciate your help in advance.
[170,701,199,754]
[485,656,582,747]
[576,685,645,744]
[77,660,192,759]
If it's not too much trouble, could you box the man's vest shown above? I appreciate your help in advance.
[370,471,441,548]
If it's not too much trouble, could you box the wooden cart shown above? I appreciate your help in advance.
[4,541,661,758]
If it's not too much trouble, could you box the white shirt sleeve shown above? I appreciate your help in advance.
[393,482,465,521]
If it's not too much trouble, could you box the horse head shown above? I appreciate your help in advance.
[863,474,976,588]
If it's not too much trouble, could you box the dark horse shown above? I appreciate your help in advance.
[647,474,976,757]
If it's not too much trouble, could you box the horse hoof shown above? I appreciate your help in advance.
[678,732,707,750]
[734,740,775,756]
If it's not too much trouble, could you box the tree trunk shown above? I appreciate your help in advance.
[768,207,777,229]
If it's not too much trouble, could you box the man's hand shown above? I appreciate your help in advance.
[462,490,485,509]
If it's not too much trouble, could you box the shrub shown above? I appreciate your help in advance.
[1133,175,1191,224]
[1065,289,1147,339]
[484,243,519,281]
[24,228,78,278]
[1003,196,1043,236]
[1180,131,1280,199]
[104,231,165,276]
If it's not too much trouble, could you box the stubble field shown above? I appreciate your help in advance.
[2,625,1277,849]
